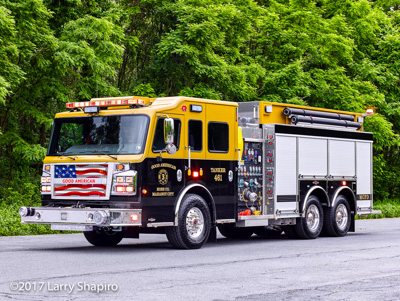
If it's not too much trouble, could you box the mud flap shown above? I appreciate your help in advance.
[207,227,217,243]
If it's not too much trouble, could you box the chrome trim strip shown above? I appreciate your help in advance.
[216,219,236,224]
[147,222,174,228]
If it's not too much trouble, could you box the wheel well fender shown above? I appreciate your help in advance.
[301,186,329,217]
[331,186,356,213]
[174,184,216,226]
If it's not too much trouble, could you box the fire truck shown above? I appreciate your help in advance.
[19,96,379,249]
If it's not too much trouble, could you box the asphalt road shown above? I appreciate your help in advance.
[0,218,400,301]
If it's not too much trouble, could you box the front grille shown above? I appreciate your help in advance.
[53,164,108,198]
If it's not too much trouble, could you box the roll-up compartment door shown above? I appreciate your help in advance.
[275,135,297,211]
[298,137,328,177]
[356,141,373,208]
[329,140,355,177]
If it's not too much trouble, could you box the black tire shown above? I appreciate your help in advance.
[282,225,298,239]
[254,226,283,238]
[218,224,254,239]
[166,194,211,249]
[84,228,124,246]
[323,195,351,237]
[295,195,324,239]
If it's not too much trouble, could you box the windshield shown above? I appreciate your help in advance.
[48,115,149,156]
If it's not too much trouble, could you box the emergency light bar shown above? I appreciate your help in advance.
[66,98,145,109]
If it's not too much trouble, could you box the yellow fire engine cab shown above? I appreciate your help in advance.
[19,96,379,249]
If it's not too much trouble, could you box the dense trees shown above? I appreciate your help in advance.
[1,0,400,202]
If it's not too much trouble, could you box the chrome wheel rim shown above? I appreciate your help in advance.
[306,204,320,232]
[336,204,348,230]
[186,207,204,239]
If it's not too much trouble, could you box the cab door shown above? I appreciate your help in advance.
[141,113,186,224]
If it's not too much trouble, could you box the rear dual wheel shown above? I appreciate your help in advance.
[284,195,351,239]
[323,195,351,237]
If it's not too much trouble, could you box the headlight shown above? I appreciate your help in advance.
[112,170,137,196]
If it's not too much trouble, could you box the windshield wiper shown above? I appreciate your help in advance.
[56,151,76,160]
[90,150,118,160]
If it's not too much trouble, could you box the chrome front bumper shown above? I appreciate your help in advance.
[20,207,142,228]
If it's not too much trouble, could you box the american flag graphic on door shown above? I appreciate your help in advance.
[54,164,108,197]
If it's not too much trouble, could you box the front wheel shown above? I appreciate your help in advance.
[295,195,323,239]
[84,228,124,246]
[166,194,211,249]
[323,195,351,237]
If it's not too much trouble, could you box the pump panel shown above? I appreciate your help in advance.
[238,140,263,215]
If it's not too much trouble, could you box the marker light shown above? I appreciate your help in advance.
[117,164,125,171]
[366,108,374,115]
[342,181,347,186]
[44,165,50,171]
[130,214,139,222]
[84,106,100,114]
[190,104,203,112]
[142,189,148,195]
[193,171,199,178]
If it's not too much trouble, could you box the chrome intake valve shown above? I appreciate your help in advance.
[93,210,109,225]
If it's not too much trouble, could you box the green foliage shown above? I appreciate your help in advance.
[356,200,400,219]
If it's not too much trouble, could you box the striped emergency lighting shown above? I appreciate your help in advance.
[66,98,145,108]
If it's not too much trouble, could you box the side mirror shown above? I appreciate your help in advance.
[164,118,174,145]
